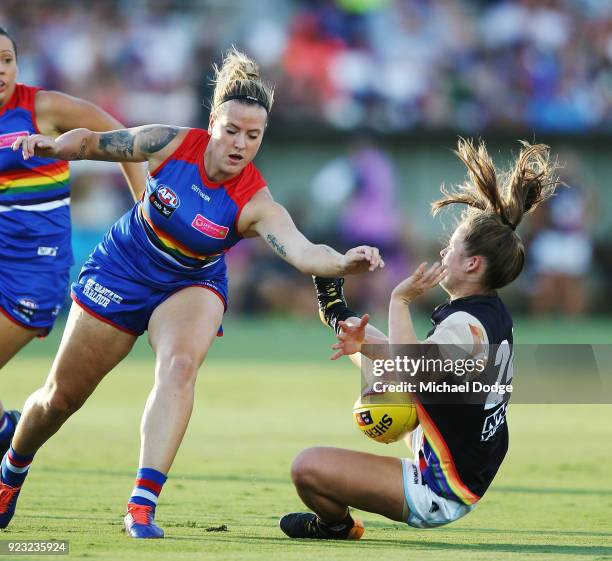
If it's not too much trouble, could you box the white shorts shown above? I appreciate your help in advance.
[530,231,592,276]
[401,428,476,528]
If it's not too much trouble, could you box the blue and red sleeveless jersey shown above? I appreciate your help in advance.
[137,128,266,268]
[0,83,72,270]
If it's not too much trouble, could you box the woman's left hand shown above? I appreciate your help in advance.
[330,314,370,360]
[341,246,385,274]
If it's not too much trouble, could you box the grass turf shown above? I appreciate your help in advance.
[1,317,611,560]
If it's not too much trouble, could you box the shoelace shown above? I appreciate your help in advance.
[128,504,153,525]
[305,517,320,536]
[0,485,19,511]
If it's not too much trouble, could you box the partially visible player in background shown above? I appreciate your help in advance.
[0,27,145,457]
[1,48,383,539]
[280,139,561,539]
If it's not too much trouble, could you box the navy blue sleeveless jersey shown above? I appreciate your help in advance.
[416,294,513,505]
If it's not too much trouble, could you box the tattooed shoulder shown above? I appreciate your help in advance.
[266,234,287,258]
[137,126,179,155]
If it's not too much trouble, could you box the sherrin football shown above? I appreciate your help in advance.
[353,391,419,444]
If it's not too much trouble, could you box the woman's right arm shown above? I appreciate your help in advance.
[12,125,186,166]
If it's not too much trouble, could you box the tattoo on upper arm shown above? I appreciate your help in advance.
[99,130,135,159]
[266,234,287,258]
[70,138,88,160]
[137,126,179,155]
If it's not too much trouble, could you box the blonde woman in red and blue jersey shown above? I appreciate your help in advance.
[280,139,561,540]
[0,28,145,459]
[0,48,384,539]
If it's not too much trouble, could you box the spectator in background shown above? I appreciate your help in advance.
[528,159,593,316]
[2,0,610,132]
[311,138,411,315]
[1,0,609,319]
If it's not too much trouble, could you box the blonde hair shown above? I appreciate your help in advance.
[211,47,274,115]
[432,138,562,289]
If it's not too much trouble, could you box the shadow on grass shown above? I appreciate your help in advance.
[167,534,612,556]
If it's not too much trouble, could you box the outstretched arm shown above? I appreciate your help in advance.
[331,262,447,360]
[240,191,385,276]
[35,90,148,201]
[12,125,185,170]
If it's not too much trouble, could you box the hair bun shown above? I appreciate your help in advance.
[210,46,274,113]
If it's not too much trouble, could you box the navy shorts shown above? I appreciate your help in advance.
[0,265,69,335]
[71,239,228,337]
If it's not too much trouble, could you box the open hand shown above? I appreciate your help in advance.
[12,134,60,160]
[392,262,447,304]
[330,314,370,360]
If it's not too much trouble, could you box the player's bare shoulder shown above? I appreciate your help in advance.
[236,186,273,236]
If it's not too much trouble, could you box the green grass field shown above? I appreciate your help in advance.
[1,316,611,561]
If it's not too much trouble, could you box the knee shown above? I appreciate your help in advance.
[157,352,200,389]
[43,384,86,417]
[291,447,324,490]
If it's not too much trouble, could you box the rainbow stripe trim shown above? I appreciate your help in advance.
[416,402,481,505]
[140,207,221,267]
[0,161,69,196]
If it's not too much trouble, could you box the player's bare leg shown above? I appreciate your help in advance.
[142,287,223,472]
[0,303,136,528]
[0,314,42,457]
[11,305,136,453]
[0,313,41,371]
[280,446,406,539]
[123,287,223,539]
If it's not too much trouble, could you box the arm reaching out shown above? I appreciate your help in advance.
[241,192,385,276]
[329,262,447,360]
[12,125,183,166]
[34,90,148,200]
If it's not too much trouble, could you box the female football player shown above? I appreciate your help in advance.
[0,28,145,456]
[280,138,560,539]
[0,48,383,538]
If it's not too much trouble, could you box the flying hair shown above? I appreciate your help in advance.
[432,138,562,289]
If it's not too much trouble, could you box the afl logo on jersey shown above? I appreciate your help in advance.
[150,184,180,218]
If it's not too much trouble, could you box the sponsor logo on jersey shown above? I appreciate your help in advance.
[82,279,123,309]
[150,185,180,218]
[191,214,229,239]
[0,131,29,150]
[37,246,58,257]
[191,184,211,202]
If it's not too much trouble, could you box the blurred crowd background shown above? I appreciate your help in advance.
[1,0,611,317]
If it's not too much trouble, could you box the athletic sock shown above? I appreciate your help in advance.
[317,510,355,537]
[0,413,14,441]
[1,446,34,488]
[128,468,167,509]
